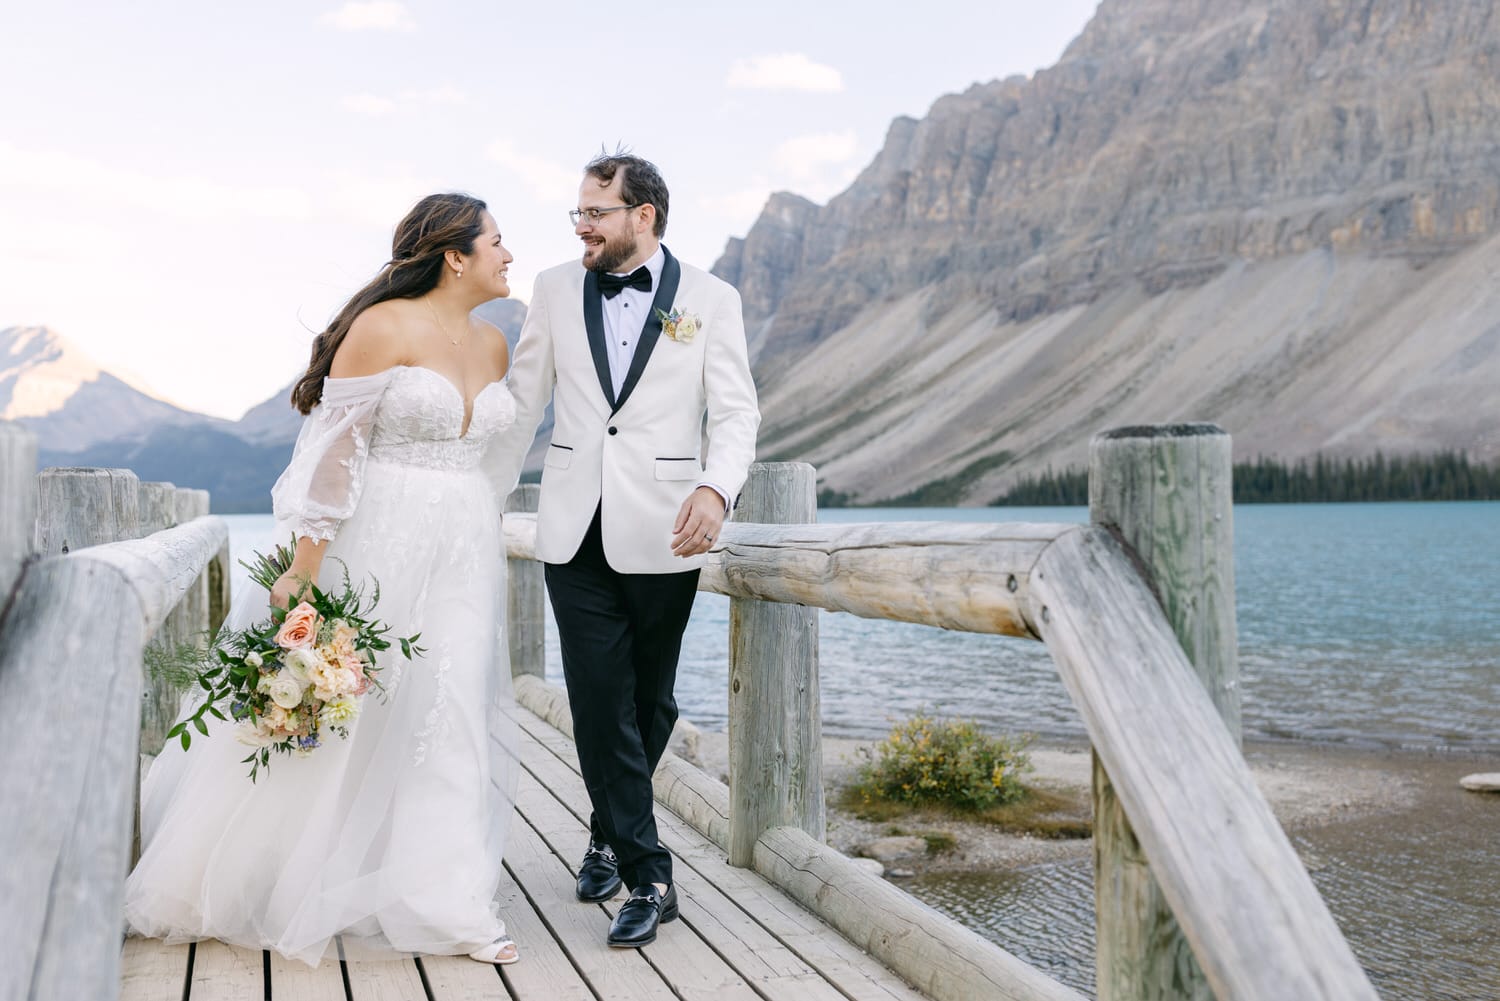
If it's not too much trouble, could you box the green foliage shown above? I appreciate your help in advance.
[852,713,1031,812]
[992,450,1500,506]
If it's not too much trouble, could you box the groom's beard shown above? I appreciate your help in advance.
[585,232,639,275]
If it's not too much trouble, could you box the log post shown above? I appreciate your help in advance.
[207,489,232,633]
[137,481,183,761]
[173,488,212,641]
[34,467,141,555]
[727,462,823,867]
[505,484,544,679]
[0,422,37,607]
[1088,424,1238,1001]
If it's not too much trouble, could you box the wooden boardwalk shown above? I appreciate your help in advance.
[121,704,930,1001]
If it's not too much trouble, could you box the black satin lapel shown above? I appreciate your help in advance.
[582,270,616,409]
[613,246,682,415]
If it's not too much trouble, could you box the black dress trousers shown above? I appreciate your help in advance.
[543,506,700,891]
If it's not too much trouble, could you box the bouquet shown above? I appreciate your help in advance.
[169,541,424,780]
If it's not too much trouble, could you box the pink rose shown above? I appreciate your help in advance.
[275,602,320,650]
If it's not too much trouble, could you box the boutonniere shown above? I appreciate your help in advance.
[656,307,702,343]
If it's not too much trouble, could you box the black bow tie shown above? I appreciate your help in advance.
[598,266,652,299]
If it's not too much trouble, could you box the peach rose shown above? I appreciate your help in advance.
[275,602,320,650]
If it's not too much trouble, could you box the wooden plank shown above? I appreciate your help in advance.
[513,773,761,1001]
[1028,525,1378,1000]
[516,708,930,1001]
[504,807,675,1001]
[483,864,595,1001]
[120,937,189,1001]
[267,950,347,1000]
[344,956,428,1000]
[505,515,1069,638]
[189,940,264,1001]
[416,955,509,1000]
[728,462,823,867]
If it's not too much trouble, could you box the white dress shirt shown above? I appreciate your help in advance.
[603,246,729,513]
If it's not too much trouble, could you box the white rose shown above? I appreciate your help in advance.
[675,316,699,341]
[234,721,277,747]
[267,675,305,710]
[283,647,318,684]
[244,650,264,669]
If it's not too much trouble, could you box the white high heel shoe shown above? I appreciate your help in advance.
[467,934,519,965]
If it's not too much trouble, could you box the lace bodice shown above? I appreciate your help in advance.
[368,366,517,471]
[272,366,518,541]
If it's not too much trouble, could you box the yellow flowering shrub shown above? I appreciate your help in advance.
[853,713,1031,811]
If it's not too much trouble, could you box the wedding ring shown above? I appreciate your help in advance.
[704,533,713,542]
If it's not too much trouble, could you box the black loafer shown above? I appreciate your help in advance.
[607,884,679,948]
[576,840,623,902]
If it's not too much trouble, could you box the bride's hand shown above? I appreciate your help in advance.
[270,568,316,610]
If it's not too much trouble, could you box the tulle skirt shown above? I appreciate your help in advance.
[124,458,519,965]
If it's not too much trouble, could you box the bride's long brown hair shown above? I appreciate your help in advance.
[290,193,489,414]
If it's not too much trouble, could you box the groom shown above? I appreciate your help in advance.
[492,152,760,946]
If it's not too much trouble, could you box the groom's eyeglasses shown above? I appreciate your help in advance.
[569,204,640,225]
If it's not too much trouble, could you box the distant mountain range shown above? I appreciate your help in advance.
[7,298,534,512]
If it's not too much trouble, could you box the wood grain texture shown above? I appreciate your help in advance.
[190,940,265,1001]
[343,957,428,999]
[728,462,823,866]
[505,484,545,679]
[506,513,1068,637]
[120,937,190,1001]
[267,950,347,1000]
[1087,425,1238,1000]
[0,519,227,1001]
[1028,526,1376,1000]
[34,466,140,555]
[0,555,148,1001]
[0,421,36,601]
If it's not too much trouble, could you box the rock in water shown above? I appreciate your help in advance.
[1458,772,1500,793]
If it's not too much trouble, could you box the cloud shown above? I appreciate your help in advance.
[339,86,465,117]
[772,130,859,178]
[485,141,578,200]
[726,53,843,93]
[341,94,398,116]
[319,2,414,32]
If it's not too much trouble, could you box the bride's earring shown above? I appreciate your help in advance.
[456,268,463,279]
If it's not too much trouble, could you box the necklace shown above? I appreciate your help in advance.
[424,296,465,346]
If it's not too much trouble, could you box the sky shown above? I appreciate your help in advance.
[0,0,1099,419]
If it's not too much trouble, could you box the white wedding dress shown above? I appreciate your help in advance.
[125,365,521,965]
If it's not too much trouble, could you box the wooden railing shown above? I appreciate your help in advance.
[0,423,229,1001]
[0,418,1378,1001]
[503,425,1379,1001]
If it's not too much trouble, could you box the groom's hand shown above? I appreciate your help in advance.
[671,487,726,557]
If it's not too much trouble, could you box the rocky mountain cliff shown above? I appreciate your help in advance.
[715,0,1500,503]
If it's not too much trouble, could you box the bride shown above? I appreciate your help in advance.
[125,193,523,967]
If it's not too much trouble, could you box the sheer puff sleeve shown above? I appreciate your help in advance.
[270,371,394,543]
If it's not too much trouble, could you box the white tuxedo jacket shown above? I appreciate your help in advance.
[489,246,760,573]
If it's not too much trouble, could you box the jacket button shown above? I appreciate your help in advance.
[608,426,618,435]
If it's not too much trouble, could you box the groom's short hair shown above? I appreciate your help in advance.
[585,152,669,238]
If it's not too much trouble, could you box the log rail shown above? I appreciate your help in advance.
[505,424,1378,1001]
[0,417,1378,1001]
